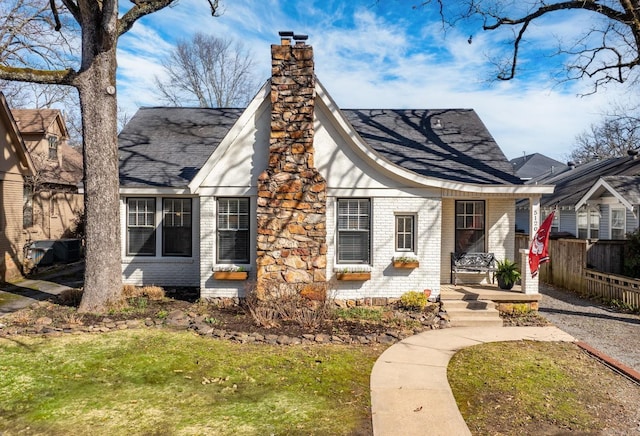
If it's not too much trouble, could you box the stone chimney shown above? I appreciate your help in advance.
[256,32,327,286]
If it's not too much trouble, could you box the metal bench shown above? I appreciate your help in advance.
[451,252,497,285]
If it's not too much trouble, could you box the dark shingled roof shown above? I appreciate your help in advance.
[119,107,521,187]
[522,156,640,208]
[509,153,567,180]
[119,107,243,187]
[342,109,521,185]
[601,175,640,204]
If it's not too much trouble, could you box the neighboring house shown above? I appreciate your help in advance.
[510,153,567,181]
[0,93,34,281]
[516,154,640,239]
[11,107,84,242]
[118,34,552,300]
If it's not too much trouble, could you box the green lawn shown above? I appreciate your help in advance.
[0,330,382,435]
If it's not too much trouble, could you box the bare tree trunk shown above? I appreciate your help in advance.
[76,48,122,313]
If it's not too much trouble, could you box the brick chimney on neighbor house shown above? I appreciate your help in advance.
[256,32,327,286]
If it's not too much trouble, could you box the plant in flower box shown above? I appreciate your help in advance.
[336,267,371,281]
[212,265,248,280]
[392,256,419,269]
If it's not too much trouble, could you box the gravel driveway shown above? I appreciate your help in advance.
[538,284,640,373]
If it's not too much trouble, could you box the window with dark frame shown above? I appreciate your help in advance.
[395,215,415,252]
[162,198,192,256]
[455,200,485,253]
[127,198,156,256]
[337,198,371,263]
[217,198,249,263]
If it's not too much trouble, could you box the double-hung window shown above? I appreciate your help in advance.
[217,198,249,263]
[611,208,626,239]
[127,198,156,255]
[163,198,192,256]
[395,215,415,252]
[577,208,599,239]
[337,199,370,263]
[455,200,485,252]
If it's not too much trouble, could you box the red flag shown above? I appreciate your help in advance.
[529,210,555,278]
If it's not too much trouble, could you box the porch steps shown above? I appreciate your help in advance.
[441,299,504,328]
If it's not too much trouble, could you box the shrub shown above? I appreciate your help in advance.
[243,279,335,329]
[399,291,427,311]
[122,285,165,301]
[624,228,640,278]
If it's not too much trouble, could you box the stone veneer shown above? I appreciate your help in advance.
[256,33,327,285]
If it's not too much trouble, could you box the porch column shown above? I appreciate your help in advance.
[521,196,541,295]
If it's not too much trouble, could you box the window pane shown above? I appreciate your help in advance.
[337,199,371,263]
[455,201,485,252]
[127,198,156,256]
[129,228,155,255]
[217,198,249,263]
[163,199,192,256]
[396,215,414,252]
[338,232,369,263]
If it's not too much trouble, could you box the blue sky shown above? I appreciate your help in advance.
[115,0,630,162]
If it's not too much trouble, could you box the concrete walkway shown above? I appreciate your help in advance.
[370,326,575,436]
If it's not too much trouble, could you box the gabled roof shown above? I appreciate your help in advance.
[341,109,522,185]
[509,153,567,180]
[0,93,34,174]
[11,109,69,139]
[575,175,640,212]
[521,156,640,208]
[119,107,243,187]
[119,105,523,189]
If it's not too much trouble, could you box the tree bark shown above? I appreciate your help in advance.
[76,38,122,313]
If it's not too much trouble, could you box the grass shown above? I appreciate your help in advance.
[333,307,384,322]
[0,330,382,435]
[447,341,626,435]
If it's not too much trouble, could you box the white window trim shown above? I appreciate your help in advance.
[576,207,600,239]
[610,207,626,239]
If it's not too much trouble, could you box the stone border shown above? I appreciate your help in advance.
[0,306,450,346]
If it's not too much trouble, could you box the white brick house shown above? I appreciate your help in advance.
[118,34,552,301]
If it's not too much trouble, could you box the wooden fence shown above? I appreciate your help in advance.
[584,270,640,309]
[586,240,626,274]
[515,234,640,310]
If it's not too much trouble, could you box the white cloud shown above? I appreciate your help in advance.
[113,0,631,161]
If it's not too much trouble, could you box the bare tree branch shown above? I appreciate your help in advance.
[154,33,258,108]
[419,0,640,90]
[0,65,76,85]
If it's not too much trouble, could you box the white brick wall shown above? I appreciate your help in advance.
[326,195,442,300]
[120,196,200,287]
[199,195,258,299]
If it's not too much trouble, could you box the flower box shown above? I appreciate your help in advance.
[213,271,248,280]
[393,260,419,269]
[336,272,371,281]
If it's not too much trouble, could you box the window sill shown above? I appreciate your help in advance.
[123,256,194,264]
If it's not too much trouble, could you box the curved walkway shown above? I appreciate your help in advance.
[369,326,575,436]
